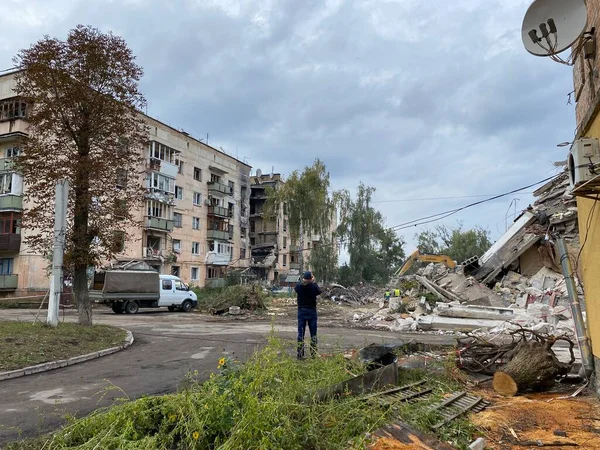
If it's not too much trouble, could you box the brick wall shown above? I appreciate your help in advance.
[574,0,600,129]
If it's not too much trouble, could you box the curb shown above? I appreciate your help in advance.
[0,328,134,381]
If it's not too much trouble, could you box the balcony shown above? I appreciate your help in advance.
[207,205,229,218]
[0,195,22,211]
[206,278,226,288]
[207,229,229,240]
[144,216,174,232]
[290,262,301,270]
[0,233,20,251]
[0,274,17,290]
[207,181,230,196]
[205,252,230,266]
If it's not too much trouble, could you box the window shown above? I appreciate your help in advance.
[162,279,173,290]
[283,237,287,249]
[228,180,234,195]
[5,147,20,158]
[0,258,13,275]
[241,186,247,199]
[228,202,234,218]
[0,213,20,234]
[114,199,127,219]
[171,266,180,277]
[240,247,246,259]
[175,186,183,200]
[190,267,199,280]
[148,141,176,163]
[172,239,181,253]
[146,200,169,218]
[193,192,202,206]
[250,220,255,233]
[192,217,200,230]
[283,219,287,232]
[116,168,127,188]
[241,227,247,238]
[210,173,220,183]
[192,242,200,255]
[0,99,27,121]
[173,213,182,227]
[282,254,287,266]
[178,160,184,174]
[147,172,175,193]
[0,174,12,194]
[194,167,202,181]
[111,230,125,253]
[175,279,187,290]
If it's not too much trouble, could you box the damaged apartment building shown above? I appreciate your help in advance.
[249,172,333,285]
[0,69,251,295]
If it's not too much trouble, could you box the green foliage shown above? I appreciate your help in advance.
[415,223,492,264]
[192,285,267,312]
[265,160,339,275]
[337,183,405,284]
[7,337,480,450]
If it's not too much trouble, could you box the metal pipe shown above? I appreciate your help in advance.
[557,238,594,378]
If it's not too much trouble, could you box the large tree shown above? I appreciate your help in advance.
[14,25,147,325]
[415,223,492,264]
[266,159,339,278]
[337,183,405,284]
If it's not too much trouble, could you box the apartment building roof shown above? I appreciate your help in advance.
[0,69,251,170]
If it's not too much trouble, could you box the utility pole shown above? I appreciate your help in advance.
[47,179,69,327]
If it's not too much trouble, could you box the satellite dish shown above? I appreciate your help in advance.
[521,0,587,56]
[256,169,262,177]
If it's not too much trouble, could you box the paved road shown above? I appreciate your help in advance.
[0,308,454,446]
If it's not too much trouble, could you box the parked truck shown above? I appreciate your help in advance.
[90,270,198,314]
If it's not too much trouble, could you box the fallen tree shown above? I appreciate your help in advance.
[457,327,575,396]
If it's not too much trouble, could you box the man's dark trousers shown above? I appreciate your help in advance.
[297,307,317,359]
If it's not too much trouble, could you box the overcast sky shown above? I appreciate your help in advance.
[1,0,576,255]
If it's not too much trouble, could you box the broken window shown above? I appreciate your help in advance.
[240,247,246,259]
[192,242,201,255]
[0,174,12,194]
[172,239,181,252]
[173,213,182,228]
[190,267,199,280]
[194,167,202,181]
[0,99,27,121]
[283,237,287,249]
[111,230,125,253]
[175,186,183,200]
[241,227,247,238]
[228,180,234,195]
[192,217,200,230]
[193,192,202,206]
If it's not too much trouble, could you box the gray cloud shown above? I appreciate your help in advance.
[0,0,578,251]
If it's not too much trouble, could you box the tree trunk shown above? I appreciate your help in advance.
[73,149,92,326]
[74,264,92,325]
[493,340,571,396]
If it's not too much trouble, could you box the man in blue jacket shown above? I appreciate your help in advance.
[295,271,321,359]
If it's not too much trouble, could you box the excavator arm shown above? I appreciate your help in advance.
[394,250,456,277]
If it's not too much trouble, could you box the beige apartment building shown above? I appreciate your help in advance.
[0,70,251,295]
[249,173,335,285]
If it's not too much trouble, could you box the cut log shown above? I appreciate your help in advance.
[493,339,571,396]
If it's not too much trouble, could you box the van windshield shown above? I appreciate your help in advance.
[175,280,188,291]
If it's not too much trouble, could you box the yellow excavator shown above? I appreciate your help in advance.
[394,250,457,277]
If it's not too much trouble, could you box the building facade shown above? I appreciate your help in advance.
[570,0,600,387]
[248,173,335,285]
[0,70,251,295]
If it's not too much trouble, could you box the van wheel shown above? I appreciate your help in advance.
[181,300,193,313]
[124,301,139,314]
[167,306,175,312]
[112,303,125,314]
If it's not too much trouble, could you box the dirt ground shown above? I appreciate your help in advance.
[471,387,600,449]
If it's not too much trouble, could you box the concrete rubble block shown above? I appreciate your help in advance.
[389,298,401,310]
[530,267,563,291]
[229,306,241,315]
[551,305,571,320]
[469,437,486,450]
[527,303,552,320]
[435,304,516,321]
[516,294,528,308]
[390,317,416,332]
[436,272,507,307]
[503,271,529,287]
[416,315,508,332]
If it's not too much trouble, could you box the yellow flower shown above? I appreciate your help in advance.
[192,431,199,440]
[168,414,176,422]
[218,357,226,368]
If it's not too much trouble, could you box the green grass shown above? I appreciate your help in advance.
[5,335,480,450]
[0,321,126,371]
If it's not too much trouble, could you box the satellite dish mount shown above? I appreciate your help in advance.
[521,0,590,66]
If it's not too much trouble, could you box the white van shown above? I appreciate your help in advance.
[90,270,198,314]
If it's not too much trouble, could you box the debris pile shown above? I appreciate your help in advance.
[321,283,383,305]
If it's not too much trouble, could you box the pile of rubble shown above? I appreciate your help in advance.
[354,262,581,337]
[320,283,382,305]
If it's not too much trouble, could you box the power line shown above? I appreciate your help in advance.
[387,175,556,232]
[371,192,535,203]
